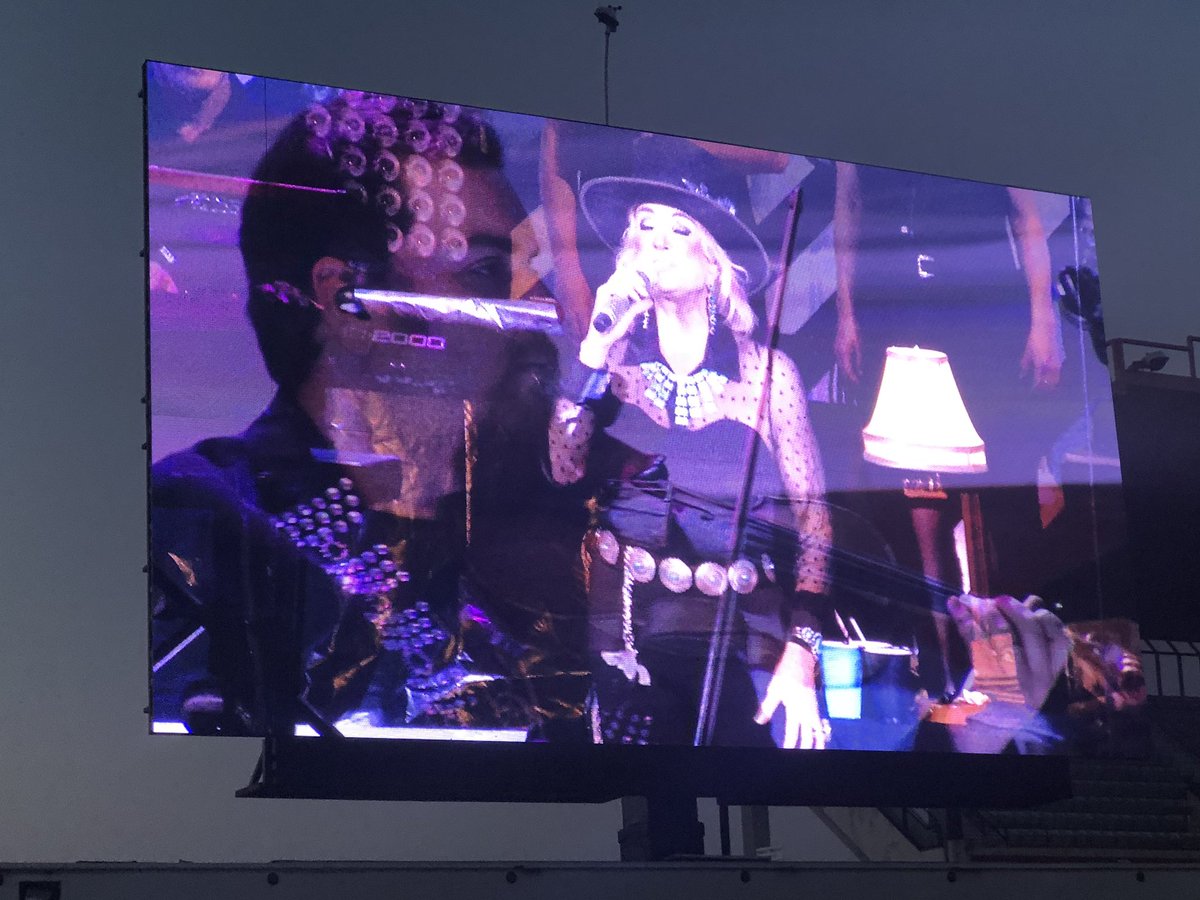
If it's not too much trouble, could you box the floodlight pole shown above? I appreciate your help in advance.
[594,5,622,125]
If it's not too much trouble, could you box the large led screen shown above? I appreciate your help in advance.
[147,62,1141,762]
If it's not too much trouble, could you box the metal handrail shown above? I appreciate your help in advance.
[1141,640,1200,698]
[877,806,944,852]
[1108,336,1199,379]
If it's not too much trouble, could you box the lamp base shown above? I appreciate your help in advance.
[902,474,948,501]
[898,476,991,595]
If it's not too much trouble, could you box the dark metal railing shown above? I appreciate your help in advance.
[1142,639,1200,698]
[1108,336,1200,379]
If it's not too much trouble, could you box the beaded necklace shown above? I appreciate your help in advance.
[633,321,738,427]
[640,362,729,426]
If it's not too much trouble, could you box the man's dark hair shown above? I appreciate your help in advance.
[238,97,503,393]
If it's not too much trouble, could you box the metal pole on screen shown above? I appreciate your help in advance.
[694,188,804,746]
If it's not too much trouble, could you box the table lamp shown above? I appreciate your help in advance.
[862,346,991,594]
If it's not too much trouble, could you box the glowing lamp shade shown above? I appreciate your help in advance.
[862,346,987,474]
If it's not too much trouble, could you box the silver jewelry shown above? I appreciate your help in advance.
[626,546,656,583]
[788,625,823,658]
[595,529,620,566]
[694,561,729,597]
[598,550,652,685]
[641,362,728,426]
[761,553,777,583]
[727,558,759,594]
[589,531,775,598]
[658,557,693,593]
[622,551,636,652]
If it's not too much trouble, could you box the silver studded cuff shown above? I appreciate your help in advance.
[788,625,823,658]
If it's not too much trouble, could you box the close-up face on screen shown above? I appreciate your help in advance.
[147,61,1141,759]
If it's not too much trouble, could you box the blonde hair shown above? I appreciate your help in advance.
[614,204,758,335]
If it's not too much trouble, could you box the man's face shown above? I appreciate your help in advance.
[303,157,547,516]
[309,161,538,343]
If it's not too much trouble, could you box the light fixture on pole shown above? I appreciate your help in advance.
[862,346,991,594]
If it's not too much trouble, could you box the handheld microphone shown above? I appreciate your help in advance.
[591,294,634,334]
[592,265,653,333]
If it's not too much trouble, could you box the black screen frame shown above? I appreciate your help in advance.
[241,735,1070,807]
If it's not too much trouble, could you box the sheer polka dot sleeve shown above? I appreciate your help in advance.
[548,396,594,484]
[766,348,832,596]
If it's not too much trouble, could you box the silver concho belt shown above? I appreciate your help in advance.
[591,528,776,597]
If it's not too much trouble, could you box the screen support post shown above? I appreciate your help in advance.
[617,799,771,860]
[618,796,705,861]
[741,805,771,857]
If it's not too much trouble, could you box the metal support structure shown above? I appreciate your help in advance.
[740,805,772,858]
[618,796,705,861]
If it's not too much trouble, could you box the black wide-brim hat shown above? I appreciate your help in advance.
[579,176,772,298]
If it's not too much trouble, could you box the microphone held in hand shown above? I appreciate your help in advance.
[592,265,654,334]
[592,293,635,334]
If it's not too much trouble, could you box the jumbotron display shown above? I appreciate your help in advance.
[147,62,1141,766]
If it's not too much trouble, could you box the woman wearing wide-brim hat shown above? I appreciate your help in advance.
[548,175,833,750]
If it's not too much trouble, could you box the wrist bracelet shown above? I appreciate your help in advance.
[562,360,611,403]
[788,625,822,658]
[581,368,611,401]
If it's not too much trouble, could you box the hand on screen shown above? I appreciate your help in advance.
[755,642,826,750]
[834,313,862,383]
[1020,317,1065,391]
[948,594,1071,709]
[578,268,654,369]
